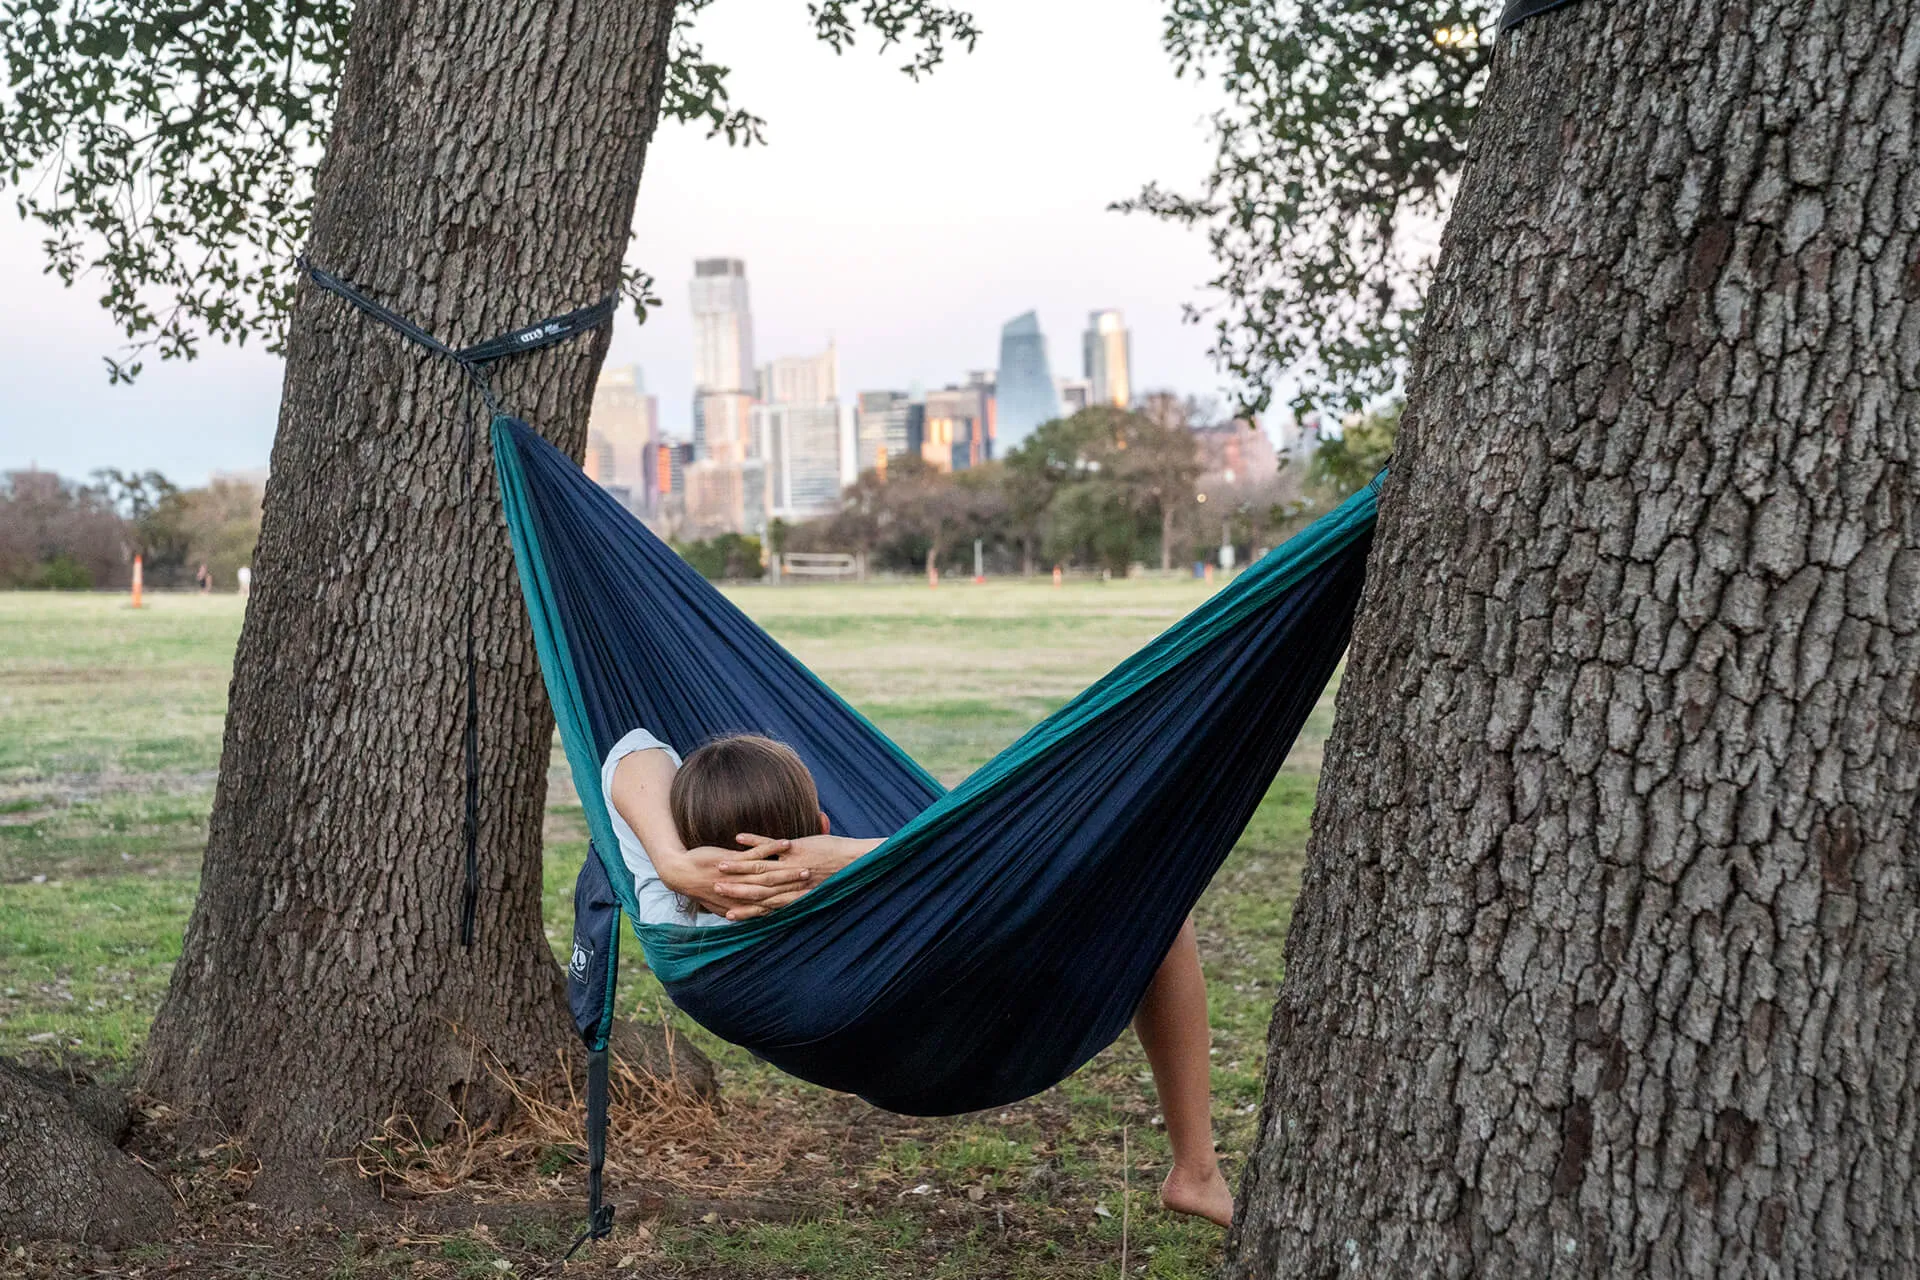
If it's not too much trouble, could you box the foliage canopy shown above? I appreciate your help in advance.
[0,0,979,379]
[1123,2,1493,416]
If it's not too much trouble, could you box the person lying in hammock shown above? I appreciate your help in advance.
[605,727,1236,1228]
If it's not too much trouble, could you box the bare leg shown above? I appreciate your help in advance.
[1133,917,1233,1226]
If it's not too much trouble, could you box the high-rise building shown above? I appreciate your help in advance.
[755,403,848,520]
[1056,377,1093,416]
[684,457,767,537]
[644,439,695,508]
[924,374,995,472]
[750,341,845,515]
[587,364,657,492]
[582,435,615,483]
[691,258,755,458]
[1193,420,1278,486]
[757,342,839,407]
[694,392,756,466]
[855,391,924,476]
[994,312,1061,449]
[1083,309,1133,408]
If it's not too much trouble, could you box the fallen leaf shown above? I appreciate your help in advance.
[1093,1204,1112,1219]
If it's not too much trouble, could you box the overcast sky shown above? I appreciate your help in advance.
[0,0,1231,484]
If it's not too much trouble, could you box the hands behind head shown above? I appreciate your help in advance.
[701,832,884,922]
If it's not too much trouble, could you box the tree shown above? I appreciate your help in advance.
[1030,406,1198,574]
[1124,395,1206,570]
[1230,1,1919,1272]
[675,532,766,581]
[0,0,986,1206]
[1000,413,1105,573]
[93,469,193,583]
[0,1062,171,1246]
[170,480,266,590]
[0,471,126,589]
[1124,2,1490,416]
[126,0,680,1205]
[904,460,1004,576]
[1304,400,1400,500]
[0,0,976,378]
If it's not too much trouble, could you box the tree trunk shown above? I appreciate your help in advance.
[1160,497,1175,572]
[140,0,680,1195]
[1232,1,1919,1274]
[0,1061,171,1247]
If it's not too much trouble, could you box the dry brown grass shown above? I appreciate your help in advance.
[354,1030,802,1202]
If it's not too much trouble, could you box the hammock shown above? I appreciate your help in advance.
[495,415,1379,1111]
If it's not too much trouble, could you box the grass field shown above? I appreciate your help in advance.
[0,583,1334,1279]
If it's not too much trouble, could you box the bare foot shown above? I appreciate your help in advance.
[1161,1164,1233,1227]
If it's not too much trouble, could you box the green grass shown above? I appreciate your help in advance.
[0,581,1335,1278]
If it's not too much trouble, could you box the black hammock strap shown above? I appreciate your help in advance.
[299,257,615,950]
[562,1046,616,1260]
[1497,0,1587,33]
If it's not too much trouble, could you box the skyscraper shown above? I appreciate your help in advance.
[994,312,1061,451]
[690,259,757,474]
[1056,377,1093,416]
[757,341,839,406]
[754,341,845,516]
[755,403,848,520]
[691,259,755,398]
[924,374,995,472]
[587,364,657,492]
[1083,309,1133,408]
[684,457,767,537]
[855,391,923,476]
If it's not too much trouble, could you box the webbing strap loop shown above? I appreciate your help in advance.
[299,257,617,372]
[456,295,620,365]
[298,256,614,953]
[1497,0,1586,33]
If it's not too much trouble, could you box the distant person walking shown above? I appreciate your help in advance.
[236,566,252,597]
[195,562,212,594]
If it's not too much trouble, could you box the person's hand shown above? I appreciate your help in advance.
[708,833,881,921]
[650,842,811,917]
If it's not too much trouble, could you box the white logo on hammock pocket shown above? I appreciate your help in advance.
[569,939,592,983]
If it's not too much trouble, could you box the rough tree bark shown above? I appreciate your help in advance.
[139,0,681,1194]
[0,1061,171,1246]
[1232,1,1918,1274]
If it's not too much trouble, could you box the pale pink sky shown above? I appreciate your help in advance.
[0,0,1231,482]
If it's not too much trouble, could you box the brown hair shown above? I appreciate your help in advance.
[669,734,822,851]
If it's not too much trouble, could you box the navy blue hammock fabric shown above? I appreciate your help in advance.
[492,416,1377,1116]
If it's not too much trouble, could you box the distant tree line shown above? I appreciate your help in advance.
[727,400,1399,582]
[0,469,263,590]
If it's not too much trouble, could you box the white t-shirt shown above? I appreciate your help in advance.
[600,727,730,929]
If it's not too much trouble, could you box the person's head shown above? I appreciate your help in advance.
[669,734,827,850]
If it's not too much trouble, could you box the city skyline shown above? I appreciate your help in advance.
[613,253,1165,535]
